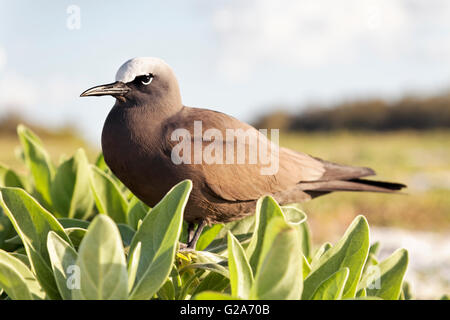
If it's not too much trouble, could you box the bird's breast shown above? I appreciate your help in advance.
[101,106,174,206]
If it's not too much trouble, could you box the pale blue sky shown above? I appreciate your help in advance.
[1,0,449,146]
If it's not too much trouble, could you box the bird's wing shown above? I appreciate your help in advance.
[162,107,326,201]
[162,107,378,202]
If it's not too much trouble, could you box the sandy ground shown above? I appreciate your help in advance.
[371,227,450,299]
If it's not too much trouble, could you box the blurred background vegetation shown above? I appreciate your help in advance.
[254,93,450,132]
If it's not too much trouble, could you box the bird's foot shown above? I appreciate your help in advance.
[179,242,188,249]
[178,242,195,252]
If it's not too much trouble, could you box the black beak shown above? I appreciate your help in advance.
[80,81,130,97]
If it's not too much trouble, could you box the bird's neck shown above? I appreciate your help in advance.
[103,98,183,149]
[120,93,183,120]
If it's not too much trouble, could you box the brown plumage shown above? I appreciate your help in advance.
[81,57,406,248]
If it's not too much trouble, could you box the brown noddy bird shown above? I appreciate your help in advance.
[81,57,406,248]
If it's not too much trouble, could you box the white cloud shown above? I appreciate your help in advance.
[212,0,450,80]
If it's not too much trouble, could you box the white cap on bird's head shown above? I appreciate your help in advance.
[115,57,172,83]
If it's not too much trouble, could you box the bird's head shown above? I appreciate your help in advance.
[80,57,182,107]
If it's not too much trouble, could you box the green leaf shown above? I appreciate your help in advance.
[72,215,128,300]
[194,249,228,264]
[128,180,192,300]
[17,124,43,145]
[158,277,176,300]
[47,231,78,300]
[4,234,23,246]
[58,218,90,229]
[302,254,311,279]
[0,187,71,299]
[161,265,182,300]
[181,262,229,279]
[17,125,55,208]
[221,214,255,236]
[0,163,24,188]
[0,207,17,251]
[362,249,409,300]
[282,204,311,257]
[246,196,285,273]
[0,249,46,300]
[299,222,312,260]
[14,145,26,164]
[50,149,94,219]
[127,242,141,292]
[369,241,380,256]
[194,291,237,300]
[302,215,370,300]
[64,227,86,249]
[95,153,108,171]
[402,281,413,300]
[172,266,187,299]
[117,223,135,247]
[356,288,367,297]
[250,217,303,300]
[196,224,224,251]
[362,242,381,275]
[227,232,253,299]
[206,232,252,255]
[207,214,255,254]
[175,271,200,300]
[281,205,307,225]
[311,242,332,269]
[10,252,30,268]
[282,206,311,265]
[179,250,229,279]
[311,268,349,300]
[191,271,229,297]
[127,196,150,230]
[89,166,128,224]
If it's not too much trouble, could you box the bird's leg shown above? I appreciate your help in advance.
[179,223,196,249]
[187,220,206,249]
[187,223,196,244]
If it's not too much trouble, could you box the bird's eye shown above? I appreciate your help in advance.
[139,74,153,85]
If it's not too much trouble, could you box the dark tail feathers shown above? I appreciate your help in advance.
[301,178,406,197]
